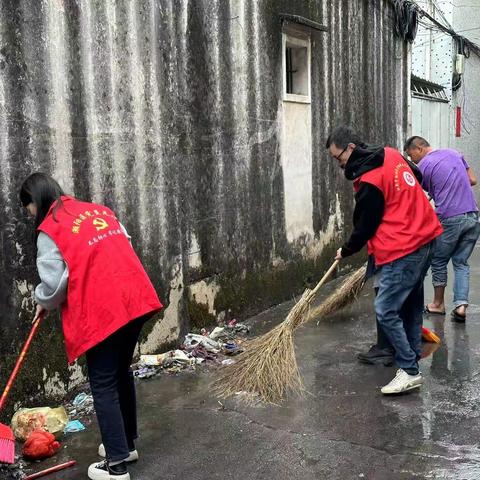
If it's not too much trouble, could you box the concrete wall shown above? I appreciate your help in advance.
[410,0,454,148]
[450,0,480,193]
[411,98,451,149]
[0,0,409,414]
[410,0,480,199]
[411,0,454,99]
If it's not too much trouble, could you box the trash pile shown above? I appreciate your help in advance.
[0,404,78,478]
[133,320,250,378]
[0,393,92,478]
[0,321,250,477]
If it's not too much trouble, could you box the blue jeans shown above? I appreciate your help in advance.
[431,212,480,308]
[86,315,149,462]
[375,243,434,373]
[372,272,392,351]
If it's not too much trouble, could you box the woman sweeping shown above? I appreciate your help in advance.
[20,172,163,480]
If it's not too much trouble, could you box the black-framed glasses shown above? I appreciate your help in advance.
[333,145,348,161]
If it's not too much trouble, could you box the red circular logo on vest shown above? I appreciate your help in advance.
[403,171,415,187]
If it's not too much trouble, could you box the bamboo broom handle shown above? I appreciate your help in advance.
[310,260,340,297]
[0,317,42,412]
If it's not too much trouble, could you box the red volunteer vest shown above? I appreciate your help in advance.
[354,147,443,265]
[38,196,163,363]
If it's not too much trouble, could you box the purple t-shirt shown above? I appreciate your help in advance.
[418,148,478,220]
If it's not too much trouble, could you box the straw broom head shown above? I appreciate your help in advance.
[308,263,367,322]
[214,263,367,404]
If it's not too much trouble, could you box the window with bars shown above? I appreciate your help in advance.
[283,33,310,102]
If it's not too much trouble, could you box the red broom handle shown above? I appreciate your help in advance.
[24,460,76,480]
[0,318,42,412]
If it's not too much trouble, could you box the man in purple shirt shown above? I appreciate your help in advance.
[405,136,480,322]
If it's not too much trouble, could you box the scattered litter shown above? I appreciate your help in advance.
[11,407,68,441]
[162,359,192,371]
[133,366,157,379]
[183,334,221,353]
[64,420,85,434]
[133,322,251,379]
[22,429,61,460]
[232,323,250,335]
[168,350,191,363]
[72,392,92,410]
[140,350,190,366]
[208,323,250,342]
[66,392,94,419]
[188,345,217,363]
[67,392,95,418]
[223,341,244,356]
[209,326,225,340]
[140,354,166,366]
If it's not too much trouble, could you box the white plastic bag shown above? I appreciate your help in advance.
[183,333,220,352]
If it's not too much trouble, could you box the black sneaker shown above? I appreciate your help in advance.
[357,345,394,366]
[88,460,130,480]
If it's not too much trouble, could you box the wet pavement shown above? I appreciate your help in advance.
[17,248,480,480]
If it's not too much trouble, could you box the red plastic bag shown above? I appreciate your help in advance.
[22,429,61,460]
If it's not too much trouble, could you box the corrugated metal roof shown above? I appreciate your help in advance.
[411,75,449,102]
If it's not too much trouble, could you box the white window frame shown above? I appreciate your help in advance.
[282,33,311,104]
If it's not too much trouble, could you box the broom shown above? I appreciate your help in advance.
[0,317,42,464]
[309,263,367,323]
[214,260,369,404]
[214,261,441,404]
[309,270,441,344]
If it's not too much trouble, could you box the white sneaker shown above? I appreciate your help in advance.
[98,444,139,463]
[381,369,423,395]
[88,460,130,480]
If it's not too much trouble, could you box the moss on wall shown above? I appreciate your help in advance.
[186,297,218,330]
[215,241,341,319]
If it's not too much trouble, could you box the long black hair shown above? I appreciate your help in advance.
[20,173,65,228]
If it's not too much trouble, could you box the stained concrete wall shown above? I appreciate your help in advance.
[450,0,480,195]
[410,0,480,200]
[0,0,409,414]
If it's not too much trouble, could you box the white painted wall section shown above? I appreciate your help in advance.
[281,100,313,243]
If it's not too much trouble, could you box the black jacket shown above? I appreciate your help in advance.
[341,145,422,258]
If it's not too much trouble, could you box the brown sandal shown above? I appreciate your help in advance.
[424,305,446,315]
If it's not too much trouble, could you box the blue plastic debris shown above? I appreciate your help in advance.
[72,393,90,408]
[64,420,85,434]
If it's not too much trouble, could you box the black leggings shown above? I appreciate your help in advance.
[86,315,149,462]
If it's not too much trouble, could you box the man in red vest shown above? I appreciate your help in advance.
[326,126,443,395]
